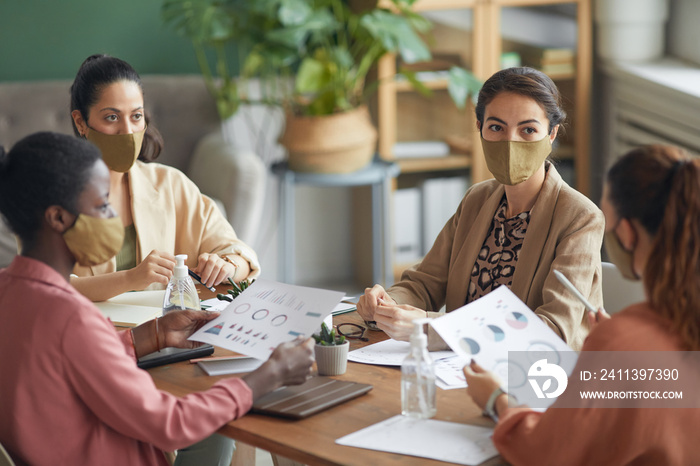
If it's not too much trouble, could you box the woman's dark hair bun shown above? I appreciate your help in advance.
[0,145,7,170]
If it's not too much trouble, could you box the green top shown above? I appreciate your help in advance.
[116,224,137,272]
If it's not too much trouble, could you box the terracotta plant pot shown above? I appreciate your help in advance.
[279,106,377,174]
[314,341,350,376]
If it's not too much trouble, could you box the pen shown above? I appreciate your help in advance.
[553,269,597,314]
[188,269,216,293]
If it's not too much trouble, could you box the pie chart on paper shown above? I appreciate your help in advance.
[459,337,481,355]
[483,324,505,342]
[505,311,528,330]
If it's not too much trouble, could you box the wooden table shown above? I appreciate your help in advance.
[149,300,505,466]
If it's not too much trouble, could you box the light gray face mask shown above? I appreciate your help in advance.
[604,228,640,281]
[86,127,145,173]
[481,135,552,185]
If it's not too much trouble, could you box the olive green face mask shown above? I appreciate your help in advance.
[86,127,145,173]
[604,228,640,281]
[63,214,125,266]
[481,135,552,186]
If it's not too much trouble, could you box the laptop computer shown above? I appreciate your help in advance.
[252,376,373,419]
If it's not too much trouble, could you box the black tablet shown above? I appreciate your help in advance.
[137,345,215,370]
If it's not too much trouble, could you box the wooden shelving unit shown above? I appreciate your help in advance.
[376,0,592,281]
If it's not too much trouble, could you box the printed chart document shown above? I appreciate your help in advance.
[189,279,344,360]
[348,339,454,366]
[95,290,164,327]
[336,415,498,465]
[430,285,574,395]
[348,339,466,389]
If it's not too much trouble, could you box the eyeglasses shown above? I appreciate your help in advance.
[336,323,369,342]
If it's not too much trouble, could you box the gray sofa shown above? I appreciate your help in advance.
[0,75,266,267]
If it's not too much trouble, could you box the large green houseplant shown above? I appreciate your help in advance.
[162,0,481,172]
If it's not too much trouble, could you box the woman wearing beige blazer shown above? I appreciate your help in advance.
[358,67,603,350]
[68,54,260,302]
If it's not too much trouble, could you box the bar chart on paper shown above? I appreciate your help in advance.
[189,279,344,360]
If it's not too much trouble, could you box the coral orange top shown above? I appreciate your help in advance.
[493,303,700,466]
[0,256,252,465]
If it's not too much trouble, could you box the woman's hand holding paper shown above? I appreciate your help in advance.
[160,310,221,349]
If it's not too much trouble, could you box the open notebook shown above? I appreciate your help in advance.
[252,376,372,419]
[95,290,164,327]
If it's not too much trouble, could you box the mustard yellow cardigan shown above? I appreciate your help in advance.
[72,161,260,285]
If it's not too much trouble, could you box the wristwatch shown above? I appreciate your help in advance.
[483,387,507,423]
[364,320,380,331]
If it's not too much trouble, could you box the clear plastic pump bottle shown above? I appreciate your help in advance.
[162,254,201,315]
[401,318,436,418]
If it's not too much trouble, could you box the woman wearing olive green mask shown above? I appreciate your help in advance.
[69,54,260,302]
[358,67,604,350]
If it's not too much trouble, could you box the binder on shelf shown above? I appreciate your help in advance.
[421,176,469,254]
[393,188,422,264]
[502,38,575,67]
[392,141,450,159]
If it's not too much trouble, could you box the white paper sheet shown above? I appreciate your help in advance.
[336,415,498,465]
[430,285,573,389]
[189,279,344,360]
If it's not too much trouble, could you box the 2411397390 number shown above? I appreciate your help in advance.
[597,368,679,381]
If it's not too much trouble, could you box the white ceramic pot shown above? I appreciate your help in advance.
[594,0,670,61]
[314,341,350,376]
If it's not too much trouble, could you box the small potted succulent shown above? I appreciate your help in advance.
[216,278,254,302]
[313,322,350,376]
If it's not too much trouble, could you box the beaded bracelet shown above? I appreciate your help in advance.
[129,328,138,356]
[154,317,161,352]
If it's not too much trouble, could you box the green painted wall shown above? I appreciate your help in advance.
[0,0,203,82]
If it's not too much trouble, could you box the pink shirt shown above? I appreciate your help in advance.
[493,303,700,466]
[0,256,253,465]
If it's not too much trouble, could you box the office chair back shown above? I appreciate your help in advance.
[601,262,646,314]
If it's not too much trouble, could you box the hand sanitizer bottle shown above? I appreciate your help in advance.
[401,318,436,418]
[162,254,201,315]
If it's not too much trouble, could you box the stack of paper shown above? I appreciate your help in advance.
[197,356,263,376]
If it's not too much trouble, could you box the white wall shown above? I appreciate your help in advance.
[667,0,700,65]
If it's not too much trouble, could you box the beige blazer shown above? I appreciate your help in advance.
[73,161,260,285]
[388,163,603,350]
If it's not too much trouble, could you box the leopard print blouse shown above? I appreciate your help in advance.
[467,195,531,303]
